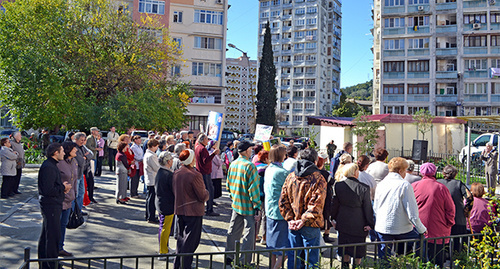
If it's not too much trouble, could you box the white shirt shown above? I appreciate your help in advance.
[130,143,144,167]
[367,161,389,183]
[373,172,427,235]
[358,171,377,200]
[283,157,297,173]
[143,149,160,186]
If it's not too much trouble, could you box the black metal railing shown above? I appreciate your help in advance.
[19,233,483,269]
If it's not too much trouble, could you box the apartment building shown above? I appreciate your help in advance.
[169,0,228,131]
[258,0,342,135]
[225,55,258,133]
[373,0,500,117]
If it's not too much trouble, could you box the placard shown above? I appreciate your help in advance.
[254,124,273,141]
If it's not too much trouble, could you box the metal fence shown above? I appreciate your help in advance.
[19,233,483,269]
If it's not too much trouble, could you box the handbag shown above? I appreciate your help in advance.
[67,202,85,229]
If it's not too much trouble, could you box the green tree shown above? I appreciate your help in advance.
[341,80,373,100]
[331,90,365,117]
[412,109,435,140]
[352,111,383,155]
[256,21,277,128]
[0,0,190,131]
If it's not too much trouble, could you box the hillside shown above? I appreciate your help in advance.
[341,80,373,101]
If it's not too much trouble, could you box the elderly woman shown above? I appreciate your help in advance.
[264,145,290,269]
[254,149,269,244]
[173,149,209,269]
[357,155,377,201]
[412,162,455,267]
[317,151,335,243]
[57,142,78,257]
[172,143,187,172]
[367,148,389,183]
[332,163,374,268]
[95,132,105,177]
[334,153,352,182]
[0,137,18,199]
[208,140,223,201]
[155,151,175,258]
[437,165,471,253]
[468,183,493,233]
[115,143,131,204]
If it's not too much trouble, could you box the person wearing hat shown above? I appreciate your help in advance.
[412,162,455,267]
[195,133,220,216]
[172,149,209,269]
[142,131,156,153]
[225,141,262,266]
[155,151,176,258]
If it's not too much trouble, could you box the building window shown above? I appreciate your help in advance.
[464,36,487,47]
[492,36,500,46]
[305,42,316,49]
[295,19,305,26]
[172,37,182,49]
[408,38,429,49]
[305,54,316,61]
[464,14,487,24]
[294,55,304,61]
[282,79,291,85]
[293,103,303,109]
[465,59,487,70]
[272,0,280,5]
[383,61,404,72]
[383,84,404,94]
[293,115,303,122]
[305,67,315,73]
[306,91,315,97]
[194,10,224,25]
[384,106,404,114]
[260,11,269,18]
[171,65,181,76]
[192,62,222,77]
[294,43,304,50]
[492,83,500,94]
[384,39,405,50]
[138,0,165,15]
[305,103,315,110]
[407,84,429,94]
[294,79,304,85]
[384,0,404,7]
[384,17,405,28]
[465,83,487,94]
[491,13,500,23]
[305,79,316,85]
[260,1,269,7]
[296,8,305,15]
[408,60,429,72]
[271,10,280,17]
[408,107,428,115]
[295,31,305,38]
[173,11,183,23]
[294,67,304,73]
[306,18,317,25]
[272,22,280,28]
[409,0,429,4]
[307,7,317,13]
[491,59,500,68]
[408,16,430,26]
[194,37,222,50]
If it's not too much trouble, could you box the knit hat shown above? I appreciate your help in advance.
[420,162,436,176]
[179,149,195,165]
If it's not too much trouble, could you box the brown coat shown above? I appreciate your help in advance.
[173,165,209,216]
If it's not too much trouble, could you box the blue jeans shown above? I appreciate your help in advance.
[74,177,85,212]
[378,228,422,260]
[59,208,71,251]
[288,226,321,269]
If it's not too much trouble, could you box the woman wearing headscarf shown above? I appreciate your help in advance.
[412,162,455,267]
[172,149,209,269]
[437,165,472,253]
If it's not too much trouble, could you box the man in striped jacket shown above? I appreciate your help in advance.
[224,141,262,266]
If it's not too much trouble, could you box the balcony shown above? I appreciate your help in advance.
[293,84,304,89]
[407,94,430,102]
[407,26,430,34]
[383,28,405,36]
[279,121,290,126]
[408,49,430,56]
[464,94,488,102]
[463,0,487,8]
[436,25,457,33]
[293,109,303,113]
[280,96,290,102]
[491,24,500,31]
[491,47,500,54]
[435,95,458,103]
[464,70,488,78]
[407,72,429,79]
[408,5,429,13]
[305,84,316,89]
[492,95,500,102]
[383,72,405,79]
[280,109,290,114]
[293,97,304,102]
[282,26,292,32]
[436,71,458,79]
[190,89,222,104]
[382,6,405,14]
[383,94,404,102]
[281,85,290,90]
[436,48,457,56]
[436,2,457,10]
[305,109,315,114]
[383,50,405,57]
[305,97,316,101]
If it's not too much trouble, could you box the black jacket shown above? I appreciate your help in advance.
[155,167,175,216]
[38,157,65,206]
[332,177,374,237]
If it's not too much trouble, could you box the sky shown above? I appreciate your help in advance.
[226,0,375,88]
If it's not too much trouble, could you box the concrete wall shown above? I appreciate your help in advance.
[311,125,352,152]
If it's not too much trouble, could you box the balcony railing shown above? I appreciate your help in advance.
[435,95,458,103]
[436,71,458,79]
[383,50,405,57]
[383,72,405,79]
[407,26,430,34]
[407,72,430,79]
[464,70,488,78]
[382,6,405,14]
[436,2,457,10]
[407,94,430,102]
[463,0,487,8]
[383,28,405,36]
[436,48,457,56]
[464,94,488,102]
[436,25,457,33]
[407,49,430,56]
[382,94,404,102]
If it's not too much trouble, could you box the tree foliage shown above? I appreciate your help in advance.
[331,90,366,117]
[412,109,434,140]
[352,111,383,155]
[256,21,277,128]
[0,0,190,131]
[341,80,373,100]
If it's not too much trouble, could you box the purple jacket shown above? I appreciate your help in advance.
[210,150,224,179]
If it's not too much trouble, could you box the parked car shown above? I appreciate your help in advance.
[131,130,149,145]
[219,130,236,149]
[238,133,254,142]
[459,133,499,164]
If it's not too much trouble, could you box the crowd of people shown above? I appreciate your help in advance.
[12,126,497,269]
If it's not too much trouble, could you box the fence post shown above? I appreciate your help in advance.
[24,247,30,269]
[234,240,240,267]
[419,233,425,261]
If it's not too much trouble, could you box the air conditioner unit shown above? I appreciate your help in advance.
[473,23,482,29]
[418,6,425,11]
[215,0,223,4]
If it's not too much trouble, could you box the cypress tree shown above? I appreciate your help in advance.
[256,21,277,128]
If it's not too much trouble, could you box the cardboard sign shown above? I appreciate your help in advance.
[254,124,273,141]
[206,111,224,149]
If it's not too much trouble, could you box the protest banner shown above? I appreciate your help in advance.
[206,111,224,149]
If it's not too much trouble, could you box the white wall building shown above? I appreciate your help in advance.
[258,0,342,135]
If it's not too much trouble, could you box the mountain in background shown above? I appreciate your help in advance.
[341,80,372,101]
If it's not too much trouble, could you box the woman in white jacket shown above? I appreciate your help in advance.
[0,137,19,199]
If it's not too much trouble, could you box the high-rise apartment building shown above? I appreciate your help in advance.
[169,0,228,131]
[258,0,342,135]
[225,55,258,133]
[373,0,500,117]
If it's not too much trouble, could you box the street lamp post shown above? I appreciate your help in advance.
[228,43,253,134]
